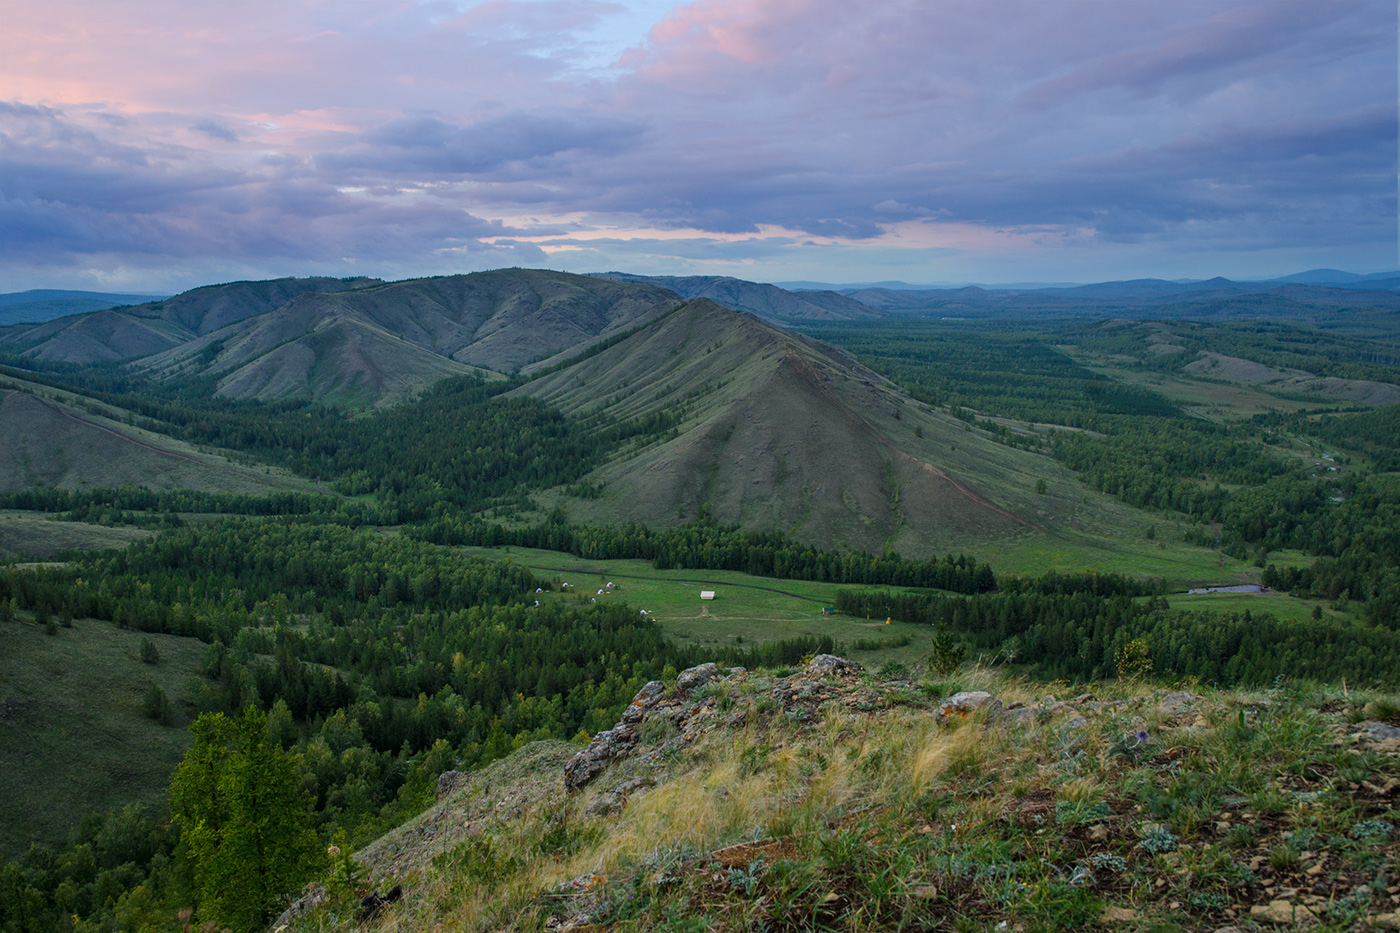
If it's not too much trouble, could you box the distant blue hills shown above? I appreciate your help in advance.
[0,289,171,327]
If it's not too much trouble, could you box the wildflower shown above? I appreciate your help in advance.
[327,845,341,858]
[1134,729,1150,744]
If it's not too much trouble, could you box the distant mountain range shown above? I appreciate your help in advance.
[0,289,171,326]
[0,269,1081,554]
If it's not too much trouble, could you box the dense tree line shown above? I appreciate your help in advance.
[800,322,1180,430]
[412,512,997,593]
[837,587,1400,686]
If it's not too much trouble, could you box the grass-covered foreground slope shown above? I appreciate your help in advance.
[285,661,1400,933]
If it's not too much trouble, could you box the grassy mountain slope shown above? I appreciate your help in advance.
[138,270,680,405]
[0,617,205,855]
[285,661,1400,933]
[520,300,1111,557]
[594,272,880,321]
[0,372,317,495]
[0,277,377,364]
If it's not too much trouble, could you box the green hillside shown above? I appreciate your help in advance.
[0,617,207,854]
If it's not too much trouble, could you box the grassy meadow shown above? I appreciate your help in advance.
[0,613,206,856]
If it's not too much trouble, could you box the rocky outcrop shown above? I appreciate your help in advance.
[676,663,719,694]
[435,770,467,801]
[935,691,1003,725]
[807,654,861,677]
[564,723,640,792]
[564,664,748,794]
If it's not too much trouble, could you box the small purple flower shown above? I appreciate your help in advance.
[1134,729,1150,744]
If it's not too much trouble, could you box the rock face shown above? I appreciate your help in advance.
[564,723,640,792]
[935,691,1003,725]
[676,663,720,694]
[564,666,746,794]
[620,681,666,723]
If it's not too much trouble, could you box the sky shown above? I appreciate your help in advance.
[1,0,1396,293]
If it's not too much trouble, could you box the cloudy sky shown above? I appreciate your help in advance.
[2,0,1395,293]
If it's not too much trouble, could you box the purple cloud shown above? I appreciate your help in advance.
[0,0,1394,290]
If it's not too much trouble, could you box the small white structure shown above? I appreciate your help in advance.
[700,591,716,600]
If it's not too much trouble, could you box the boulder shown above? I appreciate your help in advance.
[1158,691,1198,713]
[806,654,861,676]
[935,691,1002,725]
[676,663,720,694]
[1361,720,1400,742]
[435,770,467,801]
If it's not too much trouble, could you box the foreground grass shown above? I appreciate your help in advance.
[0,614,205,855]
[293,665,1400,933]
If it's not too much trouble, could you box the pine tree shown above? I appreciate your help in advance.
[170,708,321,932]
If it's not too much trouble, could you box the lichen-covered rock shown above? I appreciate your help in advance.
[621,680,667,723]
[564,723,639,791]
[806,654,860,676]
[435,770,466,801]
[676,663,720,694]
[935,691,1002,725]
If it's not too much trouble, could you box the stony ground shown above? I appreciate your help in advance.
[283,658,1400,933]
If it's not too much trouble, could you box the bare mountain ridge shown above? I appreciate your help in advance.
[0,271,1121,554]
[139,270,682,405]
[0,277,378,364]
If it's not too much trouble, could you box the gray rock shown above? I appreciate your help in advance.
[806,654,861,676]
[564,723,639,791]
[1361,720,1400,741]
[1005,706,1035,726]
[1158,691,1198,713]
[935,691,1003,725]
[435,770,467,801]
[676,663,720,694]
[621,680,667,723]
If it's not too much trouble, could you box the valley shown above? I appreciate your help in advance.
[1,267,1398,933]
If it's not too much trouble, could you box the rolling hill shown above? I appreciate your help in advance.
[0,290,170,327]
[519,299,1097,556]
[0,277,380,364]
[137,269,682,405]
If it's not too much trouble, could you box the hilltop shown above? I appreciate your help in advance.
[520,299,1041,553]
[279,657,1400,933]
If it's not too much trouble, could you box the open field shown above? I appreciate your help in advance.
[460,545,935,667]
[0,615,207,856]
[0,510,152,559]
[1165,590,1345,625]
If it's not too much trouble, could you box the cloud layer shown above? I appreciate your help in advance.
[1,0,1394,290]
